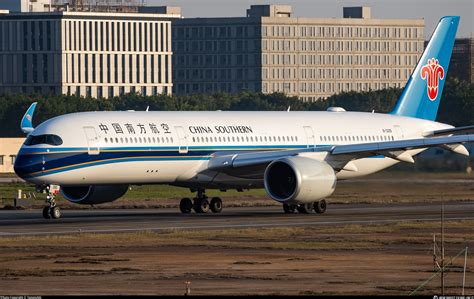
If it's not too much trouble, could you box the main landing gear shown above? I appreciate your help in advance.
[283,199,327,214]
[179,189,223,214]
[37,185,62,220]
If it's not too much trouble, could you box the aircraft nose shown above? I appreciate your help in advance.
[13,148,41,179]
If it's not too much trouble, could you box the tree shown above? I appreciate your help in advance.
[0,80,472,137]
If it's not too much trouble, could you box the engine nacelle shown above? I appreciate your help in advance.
[264,156,336,204]
[61,185,129,205]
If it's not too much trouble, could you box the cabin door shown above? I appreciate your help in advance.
[175,126,189,154]
[83,126,100,155]
[303,126,316,148]
[393,125,405,140]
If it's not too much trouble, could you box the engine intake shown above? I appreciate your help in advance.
[61,185,129,205]
[264,156,336,204]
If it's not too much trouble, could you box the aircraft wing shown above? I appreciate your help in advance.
[208,134,474,174]
[423,125,474,137]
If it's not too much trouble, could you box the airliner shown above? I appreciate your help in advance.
[14,16,474,219]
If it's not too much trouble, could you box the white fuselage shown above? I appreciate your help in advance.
[14,110,451,188]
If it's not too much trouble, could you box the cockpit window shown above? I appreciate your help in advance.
[24,134,63,146]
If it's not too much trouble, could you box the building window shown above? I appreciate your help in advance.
[0,155,4,165]
[10,155,16,165]
[98,86,103,98]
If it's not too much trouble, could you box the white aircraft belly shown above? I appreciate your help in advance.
[34,160,203,185]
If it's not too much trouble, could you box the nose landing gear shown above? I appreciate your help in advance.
[38,185,61,220]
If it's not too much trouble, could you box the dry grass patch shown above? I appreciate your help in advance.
[1,220,473,252]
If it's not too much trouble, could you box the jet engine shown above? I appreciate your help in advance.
[264,156,336,204]
[60,185,129,205]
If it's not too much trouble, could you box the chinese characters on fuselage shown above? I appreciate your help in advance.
[98,123,172,135]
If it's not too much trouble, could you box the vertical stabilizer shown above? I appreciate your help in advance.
[391,17,459,121]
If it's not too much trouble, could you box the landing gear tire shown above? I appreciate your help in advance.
[193,198,210,214]
[283,203,296,214]
[179,197,193,214]
[314,200,327,214]
[210,197,223,213]
[297,203,314,214]
[39,184,61,220]
[42,206,51,219]
[50,206,61,219]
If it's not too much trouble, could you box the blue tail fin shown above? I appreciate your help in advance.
[391,16,460,121]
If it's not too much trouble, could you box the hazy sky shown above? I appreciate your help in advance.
[149,0,473,38]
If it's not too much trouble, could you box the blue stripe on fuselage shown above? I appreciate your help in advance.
[15,144,386,179]
[15,145,308,178]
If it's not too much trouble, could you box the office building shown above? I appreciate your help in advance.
[450,38,474,83]
[172,5,425,101]
[0,9,179,98]
[0,138,23,173]
[0,0,52,13]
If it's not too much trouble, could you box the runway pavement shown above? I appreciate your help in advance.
[0,201,473,237]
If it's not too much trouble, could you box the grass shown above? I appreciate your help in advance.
[122,184,266,200]
[1,220,472,251]
[2,171,474,208]
[0,183,268,208]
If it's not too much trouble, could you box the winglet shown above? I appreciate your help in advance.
[21,102,37,134]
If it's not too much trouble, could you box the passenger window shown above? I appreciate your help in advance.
[105,138,108,143]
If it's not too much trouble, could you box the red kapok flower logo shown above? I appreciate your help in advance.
[420,58,445,101]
